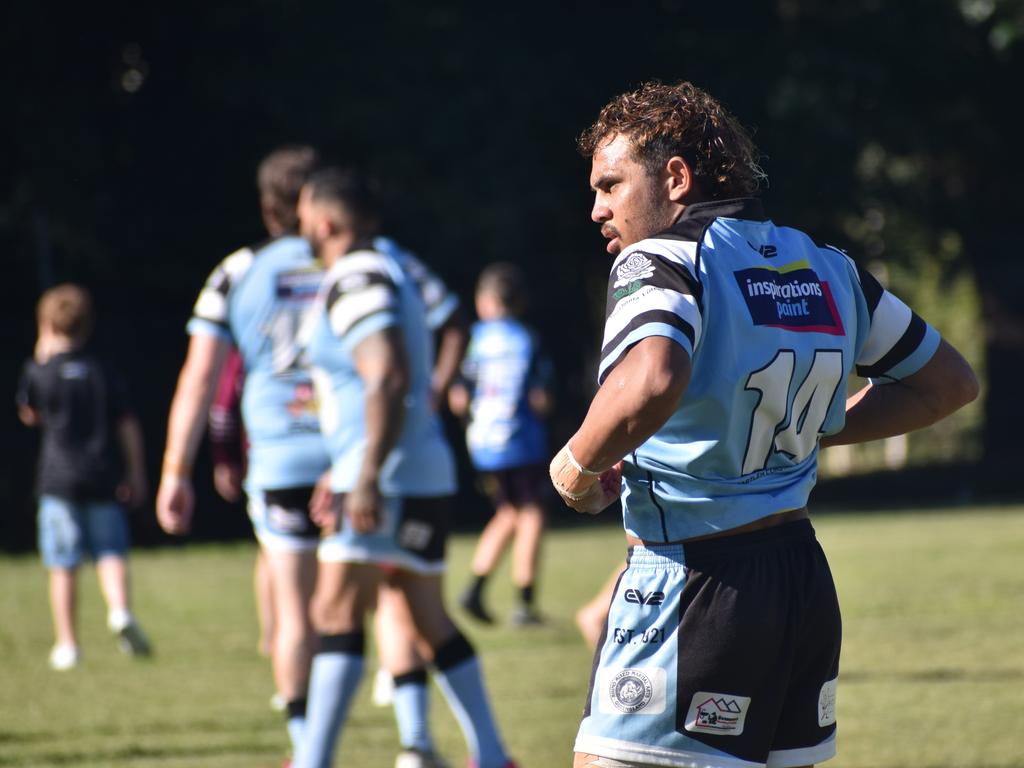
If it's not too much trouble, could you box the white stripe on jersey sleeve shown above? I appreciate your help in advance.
[328,284,396,338]
[601,287,702,350]
[194,289,228,324]
[191,246,255,325]
[857,290,912,367]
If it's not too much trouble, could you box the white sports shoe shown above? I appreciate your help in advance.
[394,749,451,768]
[269,692,287,712]
[372,666,394,707]
[48,644,80,671]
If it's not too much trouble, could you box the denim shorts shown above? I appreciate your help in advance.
[38,495,131,569]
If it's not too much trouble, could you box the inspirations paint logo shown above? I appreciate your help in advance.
[733,260,845,335]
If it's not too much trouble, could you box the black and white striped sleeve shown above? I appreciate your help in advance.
[597,241,703,385]
[844,254,941,383]
[323,252,400,352]
[187,246,255,340]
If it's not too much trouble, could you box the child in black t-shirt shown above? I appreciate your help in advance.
[16,284,151,670]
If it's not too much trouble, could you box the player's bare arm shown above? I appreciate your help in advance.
[348,325,410,532]
[551,336,691,513]
[156,333,230,534]
[431,309,469,406]
[17,404,39,427]
[820,339,978,448]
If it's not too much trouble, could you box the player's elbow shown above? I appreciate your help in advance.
[949,365,980,411]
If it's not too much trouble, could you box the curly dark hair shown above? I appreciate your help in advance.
[578,81,765,198]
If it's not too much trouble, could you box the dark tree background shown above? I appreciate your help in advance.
[3,0,1022,551]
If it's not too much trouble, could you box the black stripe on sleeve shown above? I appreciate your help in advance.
[598,310,696,384]
[855,262,885,317]
[856,312,927,379]
[325,271,395,312]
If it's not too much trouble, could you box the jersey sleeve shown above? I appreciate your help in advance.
[399,251,460,330]
[186,246,256,341]
[527,332,555,393]
[373,237,459,331]
[598,243,703,385]
[15,359,37,410]
[106,365,135,421]
[209,347,245,467]
[323,254,401,353]
[849,260,941,384]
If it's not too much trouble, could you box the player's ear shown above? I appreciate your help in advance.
[666,156,693,203]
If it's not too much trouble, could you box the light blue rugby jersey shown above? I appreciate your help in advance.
[461,319,552,471]
[601,198,941,542]
[306,247,456,496]
[188,236,330,491]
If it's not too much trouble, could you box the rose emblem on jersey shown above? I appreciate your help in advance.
[613,253,656,288]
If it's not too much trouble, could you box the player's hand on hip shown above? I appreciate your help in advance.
[212,462,243,503]
[309,469,339,530]
[550,445,622,515]
[156,475,194,535]
[345,478,382,533]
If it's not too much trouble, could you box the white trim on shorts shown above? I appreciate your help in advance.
[317,538,446,574]
[766,733,836,768]
[575,735,763,768]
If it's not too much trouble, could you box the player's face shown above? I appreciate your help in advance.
[589,133,676,255]
[298,187,335,263]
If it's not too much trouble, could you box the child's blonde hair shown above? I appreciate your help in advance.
[37,284,94,344]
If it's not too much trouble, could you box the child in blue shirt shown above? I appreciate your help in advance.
[450,263,553,626]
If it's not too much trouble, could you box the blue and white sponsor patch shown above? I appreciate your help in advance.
[734,261,845,335]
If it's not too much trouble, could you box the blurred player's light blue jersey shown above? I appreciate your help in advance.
[461,319,552,471]
[600,198,940,542]
[306,248,455,496]
[374,237,460,332]
[188,235,329,490]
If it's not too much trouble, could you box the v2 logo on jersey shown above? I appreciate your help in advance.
[623,589,665,606]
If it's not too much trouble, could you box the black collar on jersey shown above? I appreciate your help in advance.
[662,197,767,242]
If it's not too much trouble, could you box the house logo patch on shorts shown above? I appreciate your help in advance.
[684,691,751,735]
[598,668,666,715]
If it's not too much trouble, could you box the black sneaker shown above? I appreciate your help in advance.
[458,587,494,624]
[510,605,543,627]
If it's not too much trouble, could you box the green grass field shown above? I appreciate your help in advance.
[1,505,1022,768]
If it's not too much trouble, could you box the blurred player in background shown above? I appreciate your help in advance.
[207,346,280,695]
[449,262,553,627]
[294,168,514,768]
[17,284,151,670]
[157,145,326,756]
[551,81,979,768]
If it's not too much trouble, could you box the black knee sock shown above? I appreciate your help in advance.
[519,583,534,607]
[467,574,488,602]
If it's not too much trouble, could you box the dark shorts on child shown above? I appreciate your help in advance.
[478,463,548,508]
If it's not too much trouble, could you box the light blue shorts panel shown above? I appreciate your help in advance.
[318,495,450,575]
[38,495,130,569]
